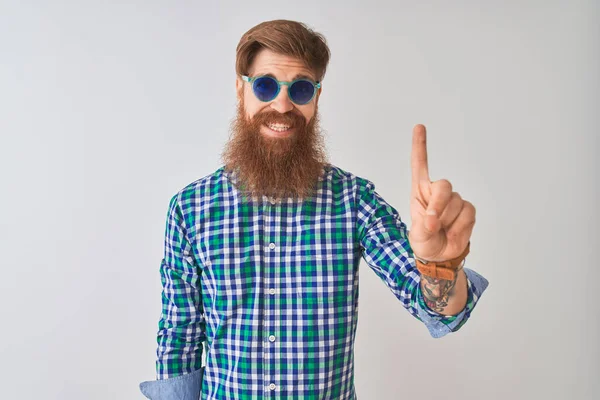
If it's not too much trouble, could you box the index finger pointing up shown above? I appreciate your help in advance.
[411,124,431,186]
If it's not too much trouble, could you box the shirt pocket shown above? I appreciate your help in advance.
[299,253,354,305]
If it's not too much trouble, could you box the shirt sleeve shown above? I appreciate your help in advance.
[139,367,204,400]
[356,179,489,338]
[155,194,206,378]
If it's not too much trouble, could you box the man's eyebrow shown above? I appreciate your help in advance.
[291,73,316,82]
[253,72,317,82]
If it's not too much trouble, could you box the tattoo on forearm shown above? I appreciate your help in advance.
[420,275,457,313]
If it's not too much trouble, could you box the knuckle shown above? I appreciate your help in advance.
[437,179,453,192]
[463,201,476,217]
[452,192,463,203]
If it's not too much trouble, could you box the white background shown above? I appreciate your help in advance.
[1,1,598,399]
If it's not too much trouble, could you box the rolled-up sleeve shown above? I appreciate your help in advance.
[356,178,489,338]
[140,367,204,400]
[414,267,489,338]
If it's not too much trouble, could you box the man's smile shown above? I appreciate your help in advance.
[262,122,295,137]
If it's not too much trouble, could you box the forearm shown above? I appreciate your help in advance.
[420,268,467,316]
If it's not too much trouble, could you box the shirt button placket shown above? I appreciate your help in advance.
[264,198,279,395]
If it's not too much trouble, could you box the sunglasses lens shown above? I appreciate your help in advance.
[252,77,279,102]
[289,80,315,105]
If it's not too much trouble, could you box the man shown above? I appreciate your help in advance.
[140,19,488,400]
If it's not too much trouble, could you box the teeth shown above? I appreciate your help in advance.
[267,123,291,132]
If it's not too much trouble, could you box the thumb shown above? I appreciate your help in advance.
[425,209,441,235]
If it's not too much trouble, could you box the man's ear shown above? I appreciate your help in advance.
[315,86,323,103]
[236,76,244,102]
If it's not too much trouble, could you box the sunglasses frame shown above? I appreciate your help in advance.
[241,75,321,105]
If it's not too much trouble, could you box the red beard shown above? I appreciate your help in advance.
[222,99,329,201]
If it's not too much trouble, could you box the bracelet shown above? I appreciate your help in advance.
[414,241,470,281]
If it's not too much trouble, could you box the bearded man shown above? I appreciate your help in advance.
[140,19,489,400]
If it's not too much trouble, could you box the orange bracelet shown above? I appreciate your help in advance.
[414,241,470,281]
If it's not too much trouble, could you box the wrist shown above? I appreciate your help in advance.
[415,241,470,281]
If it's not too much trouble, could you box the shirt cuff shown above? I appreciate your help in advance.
[415,267,489,338]
[139,367,204,400]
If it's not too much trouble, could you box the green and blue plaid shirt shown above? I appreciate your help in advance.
[142,164,488,400]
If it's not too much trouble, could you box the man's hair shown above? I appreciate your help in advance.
[235,20,331,82]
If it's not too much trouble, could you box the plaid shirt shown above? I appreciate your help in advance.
[144,164,488,400]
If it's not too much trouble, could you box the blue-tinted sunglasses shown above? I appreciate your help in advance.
[242,75,321,105]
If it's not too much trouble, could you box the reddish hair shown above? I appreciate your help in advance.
[235,20,331,82]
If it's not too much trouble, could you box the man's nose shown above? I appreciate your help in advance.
[270,86,294,114]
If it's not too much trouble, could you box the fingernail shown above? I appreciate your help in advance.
[426,209,437,216]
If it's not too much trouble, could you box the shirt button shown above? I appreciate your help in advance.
[269,383,276,391]
[268,288,276,295]
[269,197,277,205]
[268,243,276,250]
[268,335,276,342]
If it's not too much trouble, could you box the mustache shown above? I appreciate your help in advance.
[251,109,307,128]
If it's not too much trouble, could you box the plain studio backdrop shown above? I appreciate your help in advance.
[1,1,598,399]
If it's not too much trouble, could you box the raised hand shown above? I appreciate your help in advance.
[408,124,475,262]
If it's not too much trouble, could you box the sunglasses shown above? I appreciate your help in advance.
[242,75,321,105]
